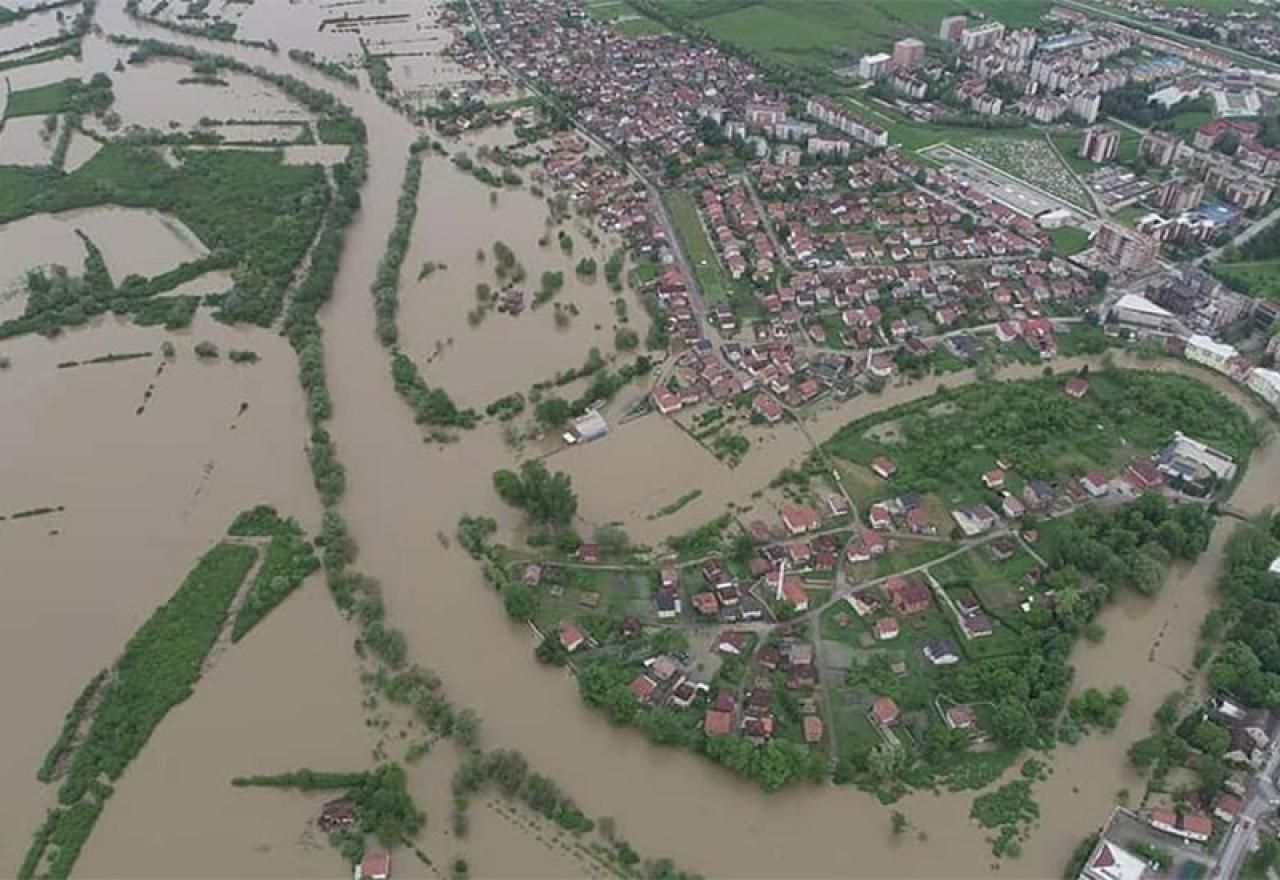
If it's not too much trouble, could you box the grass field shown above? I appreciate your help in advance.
[1211,260,1280,303]
[649,0,1052,71]
[584,0,670,35]
[4,78,80,118]
[1049,225,1091,257]
[664,187,732,303]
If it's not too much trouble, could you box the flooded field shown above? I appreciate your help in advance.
[0,115,58,165]
[0,314,333,872]
[398,147,649,407]
[87,59,312,133]
[0,206,210,292]
[2,0,1277,877]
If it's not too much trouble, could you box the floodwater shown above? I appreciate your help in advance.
[398,145,649,407]
[0,115,58,165]
[83,59,312,136]
[0,205,210,292]
[0,313,332,873]
[3,1,1278,877]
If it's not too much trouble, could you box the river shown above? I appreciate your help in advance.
[3,1,1279,876]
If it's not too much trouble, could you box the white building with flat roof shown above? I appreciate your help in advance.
[859,52,891,80]
[1186,334,1238,373]
[1247,368,1280,411]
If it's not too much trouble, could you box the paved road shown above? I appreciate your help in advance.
[1216,743,1280,879]
[739,172,795,272]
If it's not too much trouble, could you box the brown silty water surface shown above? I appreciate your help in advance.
[2,0,1278,876]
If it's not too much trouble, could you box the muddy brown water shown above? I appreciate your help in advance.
[2,2,1278,876]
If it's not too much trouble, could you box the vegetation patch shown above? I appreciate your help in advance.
[20,538,258,879]
[231,765,423,866]
[231,512,320,642]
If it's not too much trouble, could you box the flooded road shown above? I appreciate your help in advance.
[2,1,1277,876]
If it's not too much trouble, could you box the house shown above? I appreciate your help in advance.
[652,386,683,415]
[743,715,775,742]
[692,591,719,616]
[647,655,679,682]
[716,631,748,655]
[874,617,900,641]
[629,675,659,702]
[944,704,977,730]
[1214,793,1244,824]
[1148,808,1212,843]
[923,637,961,666]
[1125,459,1165,491]
[779,574,810,612]
[905,506,935,535]
[1002,494,1026,519]
[885,576,932,615]
[983,469,1006,490]
[660,566,679,589]
[803,715,824,744]
[846,529,887,563]
[655,589,682,619]
[781,504,821,535]
[753,393,784,423]
[868,503,893,530]
[826,493,851,518]
[1023,479,1056,511]
[870,456,898,479]
[1065,376,1090,399]
[787,541,813,566]
[871,696,900,727]
[1081,471,1110,497]
[521,564,543,587]
[963,613,994,639]
[704,709,734,736]
[318,798,357,831]
[847,592,880,618]
[358,851,392,880]
[669,679,699,709]
[1210,693,1278,765]
[577,543,601,564]
[559,621,585,653]
[952,505,998,536]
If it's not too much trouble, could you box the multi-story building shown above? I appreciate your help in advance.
[1071,91,1102,124]
[805,97,889,148]
[1155,177,1204,214]
[745,101,787,128]
[939,14,967,42]
[1079,125,1120,163]
[1139,129,1180,167]
[1247,368,1280,410]
[1095,222,1159,270]
[1203,161,1275,210]
[858,52,891,80]
[961,21,1006,53]
[889,72,928,100]
[892,38,926,69]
